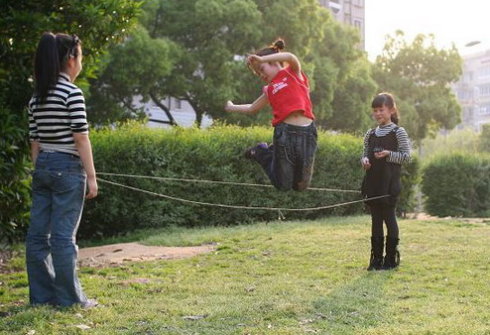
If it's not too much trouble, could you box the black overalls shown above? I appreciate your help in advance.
[361,127,401,207]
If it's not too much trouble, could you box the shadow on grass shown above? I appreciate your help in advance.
[311,271,393,333]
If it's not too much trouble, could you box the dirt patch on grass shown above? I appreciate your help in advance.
[406,212,490,224]
[0,249,16,274]
[406,212,440,220]
[78,242,216,267]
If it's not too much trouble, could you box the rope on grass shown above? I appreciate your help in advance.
[97,177,390,212]
[97,172,360,193]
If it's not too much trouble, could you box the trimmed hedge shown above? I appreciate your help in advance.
[422,153,490,217]
[81,123,419,238]
[398,153,420,215]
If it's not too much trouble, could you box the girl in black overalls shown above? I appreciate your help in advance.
[361,93,411,270]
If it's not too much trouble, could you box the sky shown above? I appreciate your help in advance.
[364,0,490,60]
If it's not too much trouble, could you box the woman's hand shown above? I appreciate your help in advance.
[361,157,371,170]
[247,54,262,67]
[86,175,98,199]
[374,150,390,159]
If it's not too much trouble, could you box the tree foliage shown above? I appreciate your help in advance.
[480,124,490,153]
[140,0,263,126]
[88,26,182,125]
[373,31,463,144]
[222,0,377,130]
[0,0,140,242]
[420,128,481,164]
[90,0,376,131]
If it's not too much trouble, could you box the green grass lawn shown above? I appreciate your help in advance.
[1,216,489,334]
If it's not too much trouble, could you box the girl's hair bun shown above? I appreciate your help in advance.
[272,39,285,51]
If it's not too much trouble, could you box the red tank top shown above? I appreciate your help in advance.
[263,66,314,126]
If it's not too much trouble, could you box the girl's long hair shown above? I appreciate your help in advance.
[34,32,81,101]
[371,92,399,124]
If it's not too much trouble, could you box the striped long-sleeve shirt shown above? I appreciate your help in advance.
[361,123,411,165]
[28,73,88,156]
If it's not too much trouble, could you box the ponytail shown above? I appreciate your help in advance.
[34,33,60,101]
[34,32,81,101]
[255,38,286,57]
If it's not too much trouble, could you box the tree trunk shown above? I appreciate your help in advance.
[185,94,204,128]
[121,99,140,115]
[149,92,177,126]
[195,112,203,128]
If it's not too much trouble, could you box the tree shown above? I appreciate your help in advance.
[140,0,263,126]
[230,0,376,131]
[92,0,375,132]
[1,0,140,115]
[0,0,140,242]
[90,0,263,126]
[373,31,463,145]
[88,26,182,125]
[328,57,377,133]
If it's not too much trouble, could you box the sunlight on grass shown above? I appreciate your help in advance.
[1,216,489,334]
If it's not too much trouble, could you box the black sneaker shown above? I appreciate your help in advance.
[244,142,268,160]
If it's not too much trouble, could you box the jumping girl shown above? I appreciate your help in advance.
[225,39,317,191]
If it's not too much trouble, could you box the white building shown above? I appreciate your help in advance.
[453,49,490,131]
[134,96,212,129]
[318,0,365,50]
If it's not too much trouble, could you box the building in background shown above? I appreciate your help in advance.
[132,93,211,128]
[453,49,490,131]
[135,96,212,129]
[318,0,365,50]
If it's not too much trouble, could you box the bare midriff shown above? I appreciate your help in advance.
[283,110,313,126]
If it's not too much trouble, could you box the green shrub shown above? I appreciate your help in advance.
[81,123,418,238]
[398,155,420,215]
[422,153,490,217]
[421,128,481,164]
[480,124,490,153]
[0,106,31,244]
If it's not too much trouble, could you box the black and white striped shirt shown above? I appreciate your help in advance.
[362,123,411,165]
[28,73,88,156]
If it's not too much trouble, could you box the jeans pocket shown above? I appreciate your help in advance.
[50,172,86,194]
[273,125,286,145]
[274,132,294,166]
[31,170,48,191]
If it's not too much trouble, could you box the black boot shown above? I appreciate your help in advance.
[367,236,384,271]
[383,237,400,270]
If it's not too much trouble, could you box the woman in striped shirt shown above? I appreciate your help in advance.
[26,32,97,308]
[361,93,411,271]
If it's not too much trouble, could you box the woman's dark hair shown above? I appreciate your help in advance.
[34,32,81,100]
[255,38,285,57]
[247,39,286,74]
[371,92,399,124]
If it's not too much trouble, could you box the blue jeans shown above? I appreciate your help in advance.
[254,122,317,191]
[26,151,88,307]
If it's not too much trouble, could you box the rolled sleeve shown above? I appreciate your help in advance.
[361,129,371,163]
[387,127,411,164]
[67,88,89,133]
